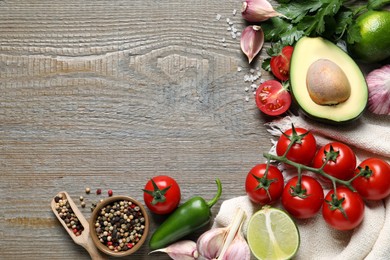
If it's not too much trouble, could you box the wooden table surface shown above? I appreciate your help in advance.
[0,0,278,259]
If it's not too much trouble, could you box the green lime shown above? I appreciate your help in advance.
[247,206,300,260]
[347,10,390,63]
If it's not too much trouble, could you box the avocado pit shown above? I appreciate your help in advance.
[306,59,351,105]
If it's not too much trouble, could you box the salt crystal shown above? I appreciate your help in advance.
[245,87,249,92]
[231,32,236,39]
[244,75,250,82]
[237,66,242,72]
[251,84,257,89]
[222,43,227,48]
[226,18,230,23]
[221,37,226,42]
[253,91,257,96]
[245,96,250,102]
[216,14,221,21]
[250,68,255,74]
[232,27,238,33]
[229,21,233,25]
[233,9,237,16]
[227,27,232,31]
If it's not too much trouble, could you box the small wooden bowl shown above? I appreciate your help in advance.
[89,196,149,257]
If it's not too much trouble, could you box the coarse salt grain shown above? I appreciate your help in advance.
[233,9,237,16]
[216,14,221,21]
[245,96,250,102]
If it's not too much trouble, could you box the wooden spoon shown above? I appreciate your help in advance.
[51,191,108,260]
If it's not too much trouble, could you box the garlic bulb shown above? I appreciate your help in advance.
[240,25,264,63]
[241,0,286,22]
[196,208,250,260]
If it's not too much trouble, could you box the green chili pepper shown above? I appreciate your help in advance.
[149,178,222,250]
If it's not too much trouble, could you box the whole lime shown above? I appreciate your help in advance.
[347,10,390,63]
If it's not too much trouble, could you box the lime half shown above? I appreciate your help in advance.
[247,206,300,260]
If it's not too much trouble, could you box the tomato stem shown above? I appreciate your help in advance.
[263,152,357,192]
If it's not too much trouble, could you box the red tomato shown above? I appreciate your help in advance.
[255,80,291,116]
[322,187,365,231]
[270,45,294,81]
[143,175,181,215]
[282,175,324,219]
[276,126,317,165]
[245,164,284,205]
[313,142,356,181]
[352,158,390,200]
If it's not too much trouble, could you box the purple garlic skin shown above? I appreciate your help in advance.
[366,65,390,115]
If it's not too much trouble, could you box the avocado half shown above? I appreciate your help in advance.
[290,37,368,124]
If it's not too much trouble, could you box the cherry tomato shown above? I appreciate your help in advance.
[352,158,390,200]
[276,126,317,165]
[245,164,284,205]
[313,142,356,181]
[282,175,324,219]
[270,45,294,81]
[143,175,181,215]
[322,187,364,230]
[255,80,291,116]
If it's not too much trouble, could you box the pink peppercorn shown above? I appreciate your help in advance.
[108,189,113,197]
[96,188,102,195]
[127,243,133,249]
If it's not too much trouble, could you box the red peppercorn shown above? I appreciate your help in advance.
[127,243,133,249]
[108,189,113,197]
[73,228,78,234]
[96,188,102,195]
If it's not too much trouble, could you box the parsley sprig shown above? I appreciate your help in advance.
[260,0,390,70]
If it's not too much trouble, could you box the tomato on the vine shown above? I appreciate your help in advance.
[322,187,365,231]
[245,164,284,205]
[276,126,317,166]
[255,80,291,116]
[270,45,294,81]
[143,175,181,215]
[282,175,324,219]
[352,158,390,200]
[313,142,356,181]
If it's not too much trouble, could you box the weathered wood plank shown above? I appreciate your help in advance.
[0,0,274,259]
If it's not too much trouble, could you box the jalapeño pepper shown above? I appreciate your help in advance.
[149,178,222,250]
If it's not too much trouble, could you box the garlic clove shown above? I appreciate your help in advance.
[197,227,227,259]
[241,0,286,22]
[240,25,264,64]
[149,240,198,260]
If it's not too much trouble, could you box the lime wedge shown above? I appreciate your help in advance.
[247,206,300,260]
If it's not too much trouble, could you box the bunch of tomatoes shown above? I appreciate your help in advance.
[245,126,390,231]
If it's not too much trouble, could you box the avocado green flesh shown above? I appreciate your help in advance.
[290,37,368,124]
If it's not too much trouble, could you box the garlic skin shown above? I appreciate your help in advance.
[242,0,286,22]
[240,25,264,63]
[149,240,198,260]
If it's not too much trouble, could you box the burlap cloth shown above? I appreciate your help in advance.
[213,113,390,260]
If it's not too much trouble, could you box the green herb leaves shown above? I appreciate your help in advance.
[262,0,358,46]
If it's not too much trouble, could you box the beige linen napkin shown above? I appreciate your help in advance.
[213,113,390,260]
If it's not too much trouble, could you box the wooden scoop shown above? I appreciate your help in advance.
[51,191,108,260]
